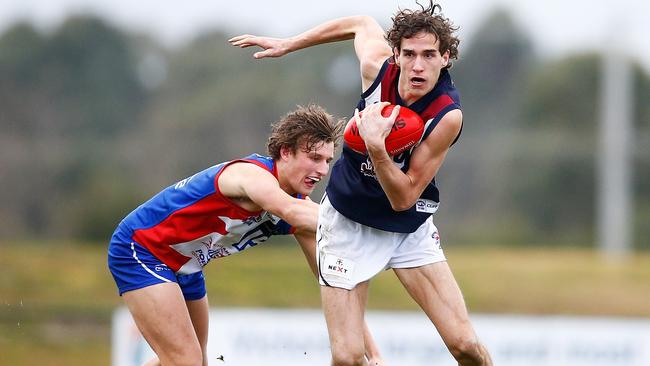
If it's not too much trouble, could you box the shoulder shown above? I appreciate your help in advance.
[217,160,281,211]
[239,154,275,172]
[441,69,461,105]
[218,159,278,195]
[361,56,391,89]
[439,108,462,127]
[425,109,462,148]
[221,160,275,181]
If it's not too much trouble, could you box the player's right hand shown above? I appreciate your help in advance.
[228,34,290,59]
[356,102,399,151]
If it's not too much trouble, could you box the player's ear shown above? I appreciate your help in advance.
[393,47,400,66]
[280,145,292,160]
[442,50,450,67]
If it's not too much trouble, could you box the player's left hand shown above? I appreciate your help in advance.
[356,102,400,153]
[228,34,290,59]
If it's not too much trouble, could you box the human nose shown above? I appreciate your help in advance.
[413,56,425,71]
[317,161,329,176]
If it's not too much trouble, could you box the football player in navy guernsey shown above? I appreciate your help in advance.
[230,2,492,365]
[108,104,384,366]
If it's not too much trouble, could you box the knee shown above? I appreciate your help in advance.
[162,344,204,366]
[448,336,484,363]
[175,353,203,366]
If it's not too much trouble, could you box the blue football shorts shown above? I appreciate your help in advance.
[108,240,206,301]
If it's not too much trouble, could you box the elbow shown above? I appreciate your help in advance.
[386,189,420,212]
[349,15,376,26]
[350,15,381,34]
[291,220,312,232]
[277,202,317,232]
[391,203,413,212]
[389,198,416,212]
[280,207,303,229]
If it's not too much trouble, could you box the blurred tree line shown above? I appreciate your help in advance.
[0,9,648,248]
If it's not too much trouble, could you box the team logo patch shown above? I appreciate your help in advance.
[322,254,355,280]
[432,230,442,250]
[154,264,170,272]
[415,199,439,214]
[360,158,376,178]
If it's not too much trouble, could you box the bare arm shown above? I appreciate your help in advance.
[293,229,318,276]
[218,163,319,231]
[229,15,392,89]
[357,102,463,211]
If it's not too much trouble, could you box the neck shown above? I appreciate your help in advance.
[274,159,294,195]
[398,88,419,106]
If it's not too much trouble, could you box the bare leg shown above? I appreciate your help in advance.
[356,283,385,365]
[138,295,209,366]
[123,282,203,366]
[186,296,210,366]
[321,281,370,366]
[363,320,385,366]
[142,358,160,366]
[394,263,492,366]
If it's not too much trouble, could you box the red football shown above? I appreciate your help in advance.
[344,105,424,155]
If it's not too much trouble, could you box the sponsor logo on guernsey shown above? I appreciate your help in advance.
[208,246,231,259]
[415,199,439,214]
[243,211,279,226]
[174,172,199,189]
[360,158,376,178]
[243,214,263,225]
[322,254,355,280]
[191,248,211,267]
[360,153,408,178]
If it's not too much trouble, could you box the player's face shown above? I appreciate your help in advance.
[394,32,449,105]
[282,141,334,196]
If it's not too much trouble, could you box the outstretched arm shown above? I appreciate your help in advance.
[229,15,392,89]
[219,162,319,231]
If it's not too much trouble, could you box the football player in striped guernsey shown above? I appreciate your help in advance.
[230,2,492,365]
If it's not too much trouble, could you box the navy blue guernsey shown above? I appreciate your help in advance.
[325,59,461,233]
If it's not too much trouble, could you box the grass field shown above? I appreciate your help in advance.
[1,240,650,365]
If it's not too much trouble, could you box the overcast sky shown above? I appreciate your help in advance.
[1,0,648,71]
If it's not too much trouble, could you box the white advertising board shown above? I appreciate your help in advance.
[112,307,650,366]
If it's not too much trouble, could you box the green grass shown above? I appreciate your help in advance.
[1,240,650,365]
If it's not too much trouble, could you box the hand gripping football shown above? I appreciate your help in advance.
[344,104,425,155]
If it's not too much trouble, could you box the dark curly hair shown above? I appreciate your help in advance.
[386,0,460,69]
[267,104,344,160]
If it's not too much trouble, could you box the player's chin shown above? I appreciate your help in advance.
[409,87,429,97]
[300,181,317,195]
[302,185,316,195]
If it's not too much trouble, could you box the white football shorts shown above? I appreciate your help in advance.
[316,195,446,290]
